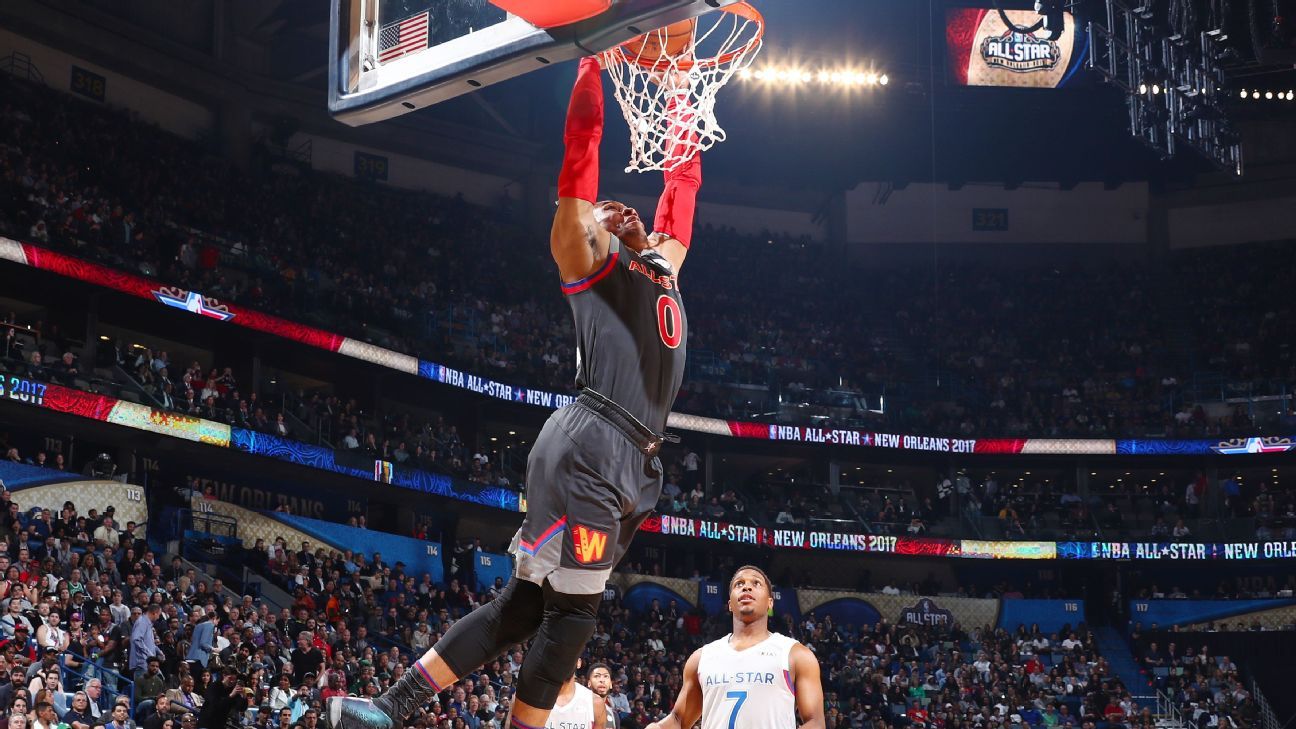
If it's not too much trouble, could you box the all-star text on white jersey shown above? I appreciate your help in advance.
[546,683,597,729]
[698,633,798,729]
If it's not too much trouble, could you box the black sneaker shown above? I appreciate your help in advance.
[327,697,395,729]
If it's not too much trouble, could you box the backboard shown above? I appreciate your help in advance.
[329,0,749,127]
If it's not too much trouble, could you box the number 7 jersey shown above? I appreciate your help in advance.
[562,238,686,435]
[698,633,798,729]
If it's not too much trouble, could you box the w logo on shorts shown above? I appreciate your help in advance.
[572,524,609,564]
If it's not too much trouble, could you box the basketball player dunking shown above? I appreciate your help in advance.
[647,567,824,729]
[329,52,699,729]
[547,660,608,729]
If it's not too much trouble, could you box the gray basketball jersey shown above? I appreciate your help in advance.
[562,239,687,434]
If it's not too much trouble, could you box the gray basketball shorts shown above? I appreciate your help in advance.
[510,399,664,595]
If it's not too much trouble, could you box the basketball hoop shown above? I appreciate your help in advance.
[600,2,764,173]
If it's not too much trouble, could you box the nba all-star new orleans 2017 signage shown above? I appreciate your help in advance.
[641,515,961,554]
[947,8,1085,88]
[638,515,1296,561]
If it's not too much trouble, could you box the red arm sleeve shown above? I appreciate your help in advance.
[557,57,605,203]
[653,93,702,249]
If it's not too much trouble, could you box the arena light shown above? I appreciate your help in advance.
[1237,87,1296,100]
[738,64,891,89]
[1089,0,1242,174]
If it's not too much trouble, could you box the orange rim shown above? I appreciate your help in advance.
[614,1,764,72]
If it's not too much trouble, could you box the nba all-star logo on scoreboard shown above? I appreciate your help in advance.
[1211,437,1296,455]
[980,29,1061,73]
[946,8,1078,88]
[152,286,235,322]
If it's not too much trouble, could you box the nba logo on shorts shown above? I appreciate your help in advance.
[573,524,609,564]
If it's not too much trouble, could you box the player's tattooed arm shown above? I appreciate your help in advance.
[551,197,609,283]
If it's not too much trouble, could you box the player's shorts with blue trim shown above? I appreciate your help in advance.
[510,400,662,595]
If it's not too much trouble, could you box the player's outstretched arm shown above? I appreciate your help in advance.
[553,56,611,283]
[593,694,608,729]
[791,644,825,729]
[646,649,703,729]
[650,88,701,274]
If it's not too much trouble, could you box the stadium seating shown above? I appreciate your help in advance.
[2,73,1294,447]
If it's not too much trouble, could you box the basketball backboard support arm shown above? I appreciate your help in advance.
[328,0,746,127]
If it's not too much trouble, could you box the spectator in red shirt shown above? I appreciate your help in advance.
[321,672,348,702]
[682,610,702,637]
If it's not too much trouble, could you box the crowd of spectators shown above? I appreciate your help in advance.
[1248,483,1296,541]
[1127,574,1296,602]
[5,70,1296,556]
[0,314,90,394]
[1132,630,1258,729]
[677,236,1296,440]
[799,620,1158,729]
[652,462,1249,543]
[227,520,1162,729]
[2,74,1295,445]
[0,409,1289,729]
[110,342,293,441]
[0,310,1281,546]
[329,412,513,491]
[0,315,511,490]
[0,445,68,474]
[0,480,197,729]
[242,517,1200,729]
[930,467,1292,543]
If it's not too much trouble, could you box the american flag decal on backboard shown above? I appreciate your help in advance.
[378,12,429,64]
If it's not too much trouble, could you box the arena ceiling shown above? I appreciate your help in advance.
[23,1,1296,190]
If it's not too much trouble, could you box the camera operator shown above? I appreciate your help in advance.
[87,453,117,480]
[198,671,251,729]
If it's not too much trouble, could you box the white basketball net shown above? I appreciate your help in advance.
[600,8,763,173]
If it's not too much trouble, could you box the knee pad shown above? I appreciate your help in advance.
[516,586,601,710]
[436,578,545,677]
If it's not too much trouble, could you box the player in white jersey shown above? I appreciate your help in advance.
[647,566,823,729]
[545,660,606,729]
